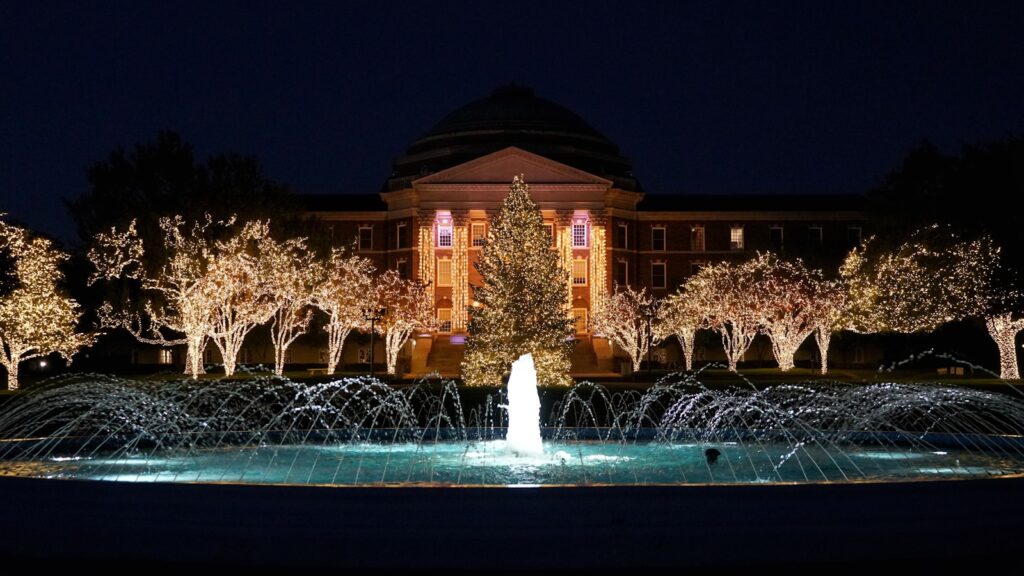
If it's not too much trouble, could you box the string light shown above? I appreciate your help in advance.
[417,224,435,306]
[310,248,375,375]
[90,214,233,378]
[657,288,703,371]
[261,234,317,375]
[452,224,469,331]
[986,313,1024,380]
[371,270,435,374]
[589,224,607,318]
[463,176,573,387]
[0,216,94,390]
[591,285,656,372]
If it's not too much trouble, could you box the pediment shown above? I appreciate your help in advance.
[412,147,612,187]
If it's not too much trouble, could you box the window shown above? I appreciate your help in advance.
[614,260,629,287]
[690,225,705,252]
[769,225,784,250]
[358,226,373,251]
[471,222,486,247]
[572,222,587,248]
[847,226,862,248]
[544,223,555,246]
[396,222,408,249]
[396,258,409,279]
[690,261,704,275]
[159,348,173,365]
[615,223,629,249]
[358,348,370,364]
[730,226,744,250]
[436,258,452,286]
[808,225,823,247]
[573,308,588,334]
[572,258,588,285]
[651,262,667,289]
[437,222,452,248]
[651,227,666,251]
[437,309,452,334]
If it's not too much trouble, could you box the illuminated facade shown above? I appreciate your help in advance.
[306,86,868,375]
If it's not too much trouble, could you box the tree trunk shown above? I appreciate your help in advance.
[676,328,695,371]
[814,328,832,375]
[185,336,206,379]
[2,359,18,391]
[326,325,351,375]
[986,314,1023,380]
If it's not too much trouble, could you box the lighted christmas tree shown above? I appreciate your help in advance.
[462,175,573,387]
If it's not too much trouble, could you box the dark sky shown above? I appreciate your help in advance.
[2,1,1022,242]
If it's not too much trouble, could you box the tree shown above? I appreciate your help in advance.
[841,226,997,334]
[371,271,434,375]
[462,176,573,387]
[869,137,1024,271]
[746,253,831,372]
[0,217,94,389]
[685,260,759,372]
[592,285,658,373]
[310,248,375,375]
[68,131,295,247]
[657,286,705,371]
[261,234,318,376]
[204,221,278,377]
[811,280,848,375]
[841,227,1024,378]
[89,214,231,378]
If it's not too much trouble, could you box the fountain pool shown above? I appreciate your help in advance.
[2,365,1024,569]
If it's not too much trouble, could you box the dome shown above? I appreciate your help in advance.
[386,85,639,191]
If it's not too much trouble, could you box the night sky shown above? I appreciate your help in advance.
[2,1,1022,242]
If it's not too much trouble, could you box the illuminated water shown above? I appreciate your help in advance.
[1,369,1023,486]
[5,440,1019,486]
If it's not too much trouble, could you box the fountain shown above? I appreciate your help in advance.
[2,365,1024,568]
[503,353,543,456]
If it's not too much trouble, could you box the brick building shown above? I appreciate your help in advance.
[301,86,868,375]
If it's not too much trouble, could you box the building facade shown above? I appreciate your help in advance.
[304,86,868,375]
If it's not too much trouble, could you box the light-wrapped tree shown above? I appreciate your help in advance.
[371,270,435,375]
[656,286,704,371]
[462,176,573,387]
[746,253,828,372]
[0,217,94,389]
[841,227,1018,377]
[89,215,229,378]
[812,279,849,375]
[310,248,375,375]
[592,285,658,373]
[204,221,278,376]
[261,234,318,376]
[686,260,759,372]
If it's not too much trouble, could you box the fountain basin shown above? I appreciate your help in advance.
[3,432,1023,486]
[2,472,1023,570]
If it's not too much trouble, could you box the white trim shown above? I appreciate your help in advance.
[651,226,666,251]
[358,225,373,251]
[690,225,705,252]
[651,261,667,289]
[436,258,452,287]
[572,257,588,286]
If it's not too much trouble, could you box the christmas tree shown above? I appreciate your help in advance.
[462,175,573,387]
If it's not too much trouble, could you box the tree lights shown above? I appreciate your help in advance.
[0,217,94,390]
[310,248,374,375]
[371,270,435,375]
[463,176,573,387]
[89,214,231,378]
[591,285,657,372]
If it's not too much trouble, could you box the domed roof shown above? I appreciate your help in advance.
[385,85,639,191]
